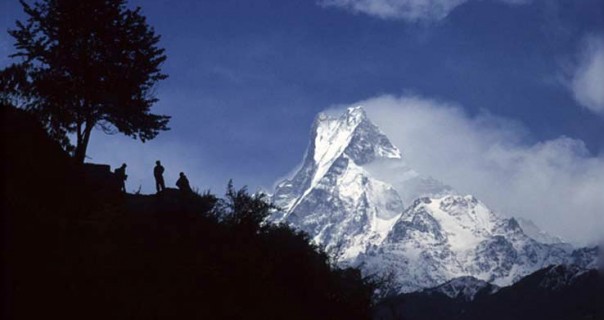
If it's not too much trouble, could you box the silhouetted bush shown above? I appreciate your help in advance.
[1,104,375,320]
[215,181,274,235]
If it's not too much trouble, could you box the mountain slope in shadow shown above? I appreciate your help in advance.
[374,264,602,320]
[1,104,375,320]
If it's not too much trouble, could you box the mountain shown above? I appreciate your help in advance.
[272,107,450,263]
[424,276,500,301]
[373,264,602,320]
[516,217,565,244]
[271,106,597,293]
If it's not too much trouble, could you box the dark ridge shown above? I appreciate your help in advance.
[373,265,602,320]
[1,104,375,320]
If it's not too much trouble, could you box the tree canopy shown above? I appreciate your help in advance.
[0,0,169,162]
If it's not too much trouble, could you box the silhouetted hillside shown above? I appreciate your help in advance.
[1,104,375,320]
[374,264,602,320]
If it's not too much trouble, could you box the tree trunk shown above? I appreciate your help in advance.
[74,123,93,164]
[75,121,84,163]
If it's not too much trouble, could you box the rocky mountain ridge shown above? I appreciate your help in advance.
[271,106,597,293]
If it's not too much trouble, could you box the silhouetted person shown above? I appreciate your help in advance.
[154,160,165,193]
[114,163,128,193]
[176,172,192,193]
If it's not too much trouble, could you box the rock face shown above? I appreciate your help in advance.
[271,106,597,293]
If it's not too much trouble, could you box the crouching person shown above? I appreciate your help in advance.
[176,172,192,194]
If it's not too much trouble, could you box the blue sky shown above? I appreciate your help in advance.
[1,1,603,239]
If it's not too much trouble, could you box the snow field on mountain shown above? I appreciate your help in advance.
[271,106,597,293]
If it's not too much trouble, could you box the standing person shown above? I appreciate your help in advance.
[176,172,192,193]
[154,160,165,193]
[114,163,128,193]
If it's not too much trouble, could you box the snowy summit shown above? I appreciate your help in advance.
[271,107,597,293]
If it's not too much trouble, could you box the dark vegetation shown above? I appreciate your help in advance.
[374,265,603,320]
[1,104,375,319]
[0,0,169,163]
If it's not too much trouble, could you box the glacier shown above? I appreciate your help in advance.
[271,106,597,293]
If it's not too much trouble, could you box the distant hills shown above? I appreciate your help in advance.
[374,264,602,320]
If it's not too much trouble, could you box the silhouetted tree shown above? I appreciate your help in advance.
[0,0,169,162]
[216,180,275,235]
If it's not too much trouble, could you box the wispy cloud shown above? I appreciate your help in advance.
[570,35,604,116]
[318,0,531,22]
[333,95,604,245]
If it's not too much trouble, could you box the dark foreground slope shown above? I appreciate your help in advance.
[374,263,602,320]
[1,105,375,320]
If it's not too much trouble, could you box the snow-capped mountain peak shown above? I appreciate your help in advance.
[271,107,596,293]
[311,106,401,169]
[273,106,403,215]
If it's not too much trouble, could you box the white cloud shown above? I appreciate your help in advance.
[320,0,466,22]
[337,95,604,245]
[571,35,604,116]
[319,0,531,22]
